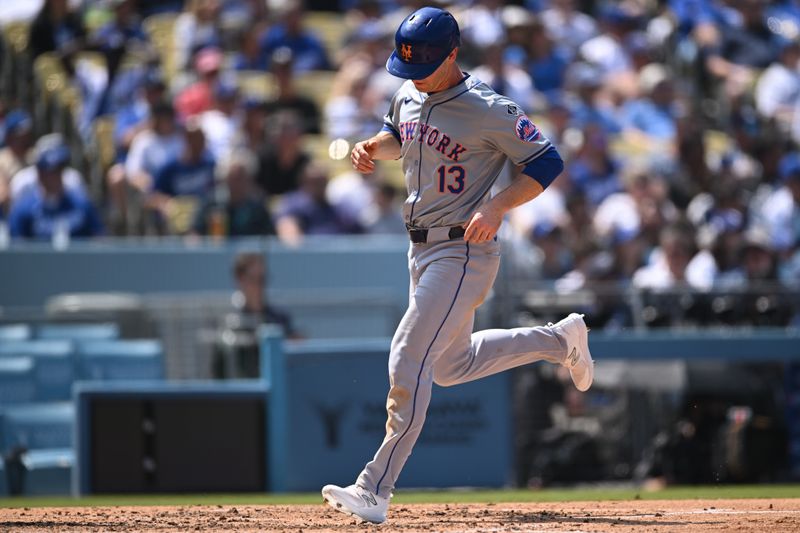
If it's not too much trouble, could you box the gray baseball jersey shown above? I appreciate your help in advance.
[353,74,573,500]
[382,75,553,228]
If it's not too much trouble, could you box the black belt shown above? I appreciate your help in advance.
[407,226,466,244]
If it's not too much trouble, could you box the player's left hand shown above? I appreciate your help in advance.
[463,206,503,243]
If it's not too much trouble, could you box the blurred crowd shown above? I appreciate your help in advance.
[1,0,799,323]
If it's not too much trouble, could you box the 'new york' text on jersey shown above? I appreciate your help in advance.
[382,74,552,229]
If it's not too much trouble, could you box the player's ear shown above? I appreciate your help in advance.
[449,47,459,62]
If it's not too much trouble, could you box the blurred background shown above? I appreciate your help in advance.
[0,0,799,498]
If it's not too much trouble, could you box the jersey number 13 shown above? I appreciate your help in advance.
[437,165,466,194]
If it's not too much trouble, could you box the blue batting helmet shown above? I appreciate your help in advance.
[386,6,461,80]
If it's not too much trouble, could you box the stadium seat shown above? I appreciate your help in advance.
[0,402,74,451]
[0,402,74,497]
[237,70,277,100]
[0,340,75,402]
[32,52,68,107]
[0,357,37,405]
[0,324,32,341]
[21,448,74,496]
[76,339,164,380]
[2,21,29,56]
[92,115,117,176]
[35,323,120,341]
[142,12,178,80]
[0,458,6,496]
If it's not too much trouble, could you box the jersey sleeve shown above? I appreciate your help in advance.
[480,96,553,166]
[381,91,402,143]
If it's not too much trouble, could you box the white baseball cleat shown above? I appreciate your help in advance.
[550,313,594,392]
[321,484,389,524]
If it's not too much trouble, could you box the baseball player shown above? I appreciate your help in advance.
[322,6,593,524]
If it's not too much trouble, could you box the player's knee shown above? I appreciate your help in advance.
[433,373,458,387]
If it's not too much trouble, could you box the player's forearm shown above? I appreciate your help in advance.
[366,131,402,160]
[485,174,545,217]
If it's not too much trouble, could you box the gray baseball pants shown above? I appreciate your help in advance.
[356,238,570,498]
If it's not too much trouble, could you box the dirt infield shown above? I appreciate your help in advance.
[1,498,799,532]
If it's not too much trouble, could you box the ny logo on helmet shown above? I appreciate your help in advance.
[400,43,413,61]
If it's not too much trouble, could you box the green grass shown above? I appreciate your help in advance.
[1,485,798,508]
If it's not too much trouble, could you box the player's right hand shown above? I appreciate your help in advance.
[351,139,377,174]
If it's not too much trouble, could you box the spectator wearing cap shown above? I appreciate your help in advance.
[263,46,322,135]
[173,0,223,72]
[199,77,241,160]
[258,0,331,72]
[191,149,275,237]
[757,153,800,251]
[687,187,747,290]
[175,46,224,120]
[0,110,34,214]
[107,100,184,233]
[7,142,103,240]
[10,134,86,206]
[113,69,167,160]
[275,162,362,244]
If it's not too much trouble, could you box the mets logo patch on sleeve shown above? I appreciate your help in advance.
[515,115,540,143]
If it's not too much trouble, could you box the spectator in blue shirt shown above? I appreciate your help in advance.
[112,69,168,161]
[567,122,622,206]
[566,62,622,134]
[275,162,362,244]
[90,0,149,79]
[621,64,679,143]
[147,119,216,234]
[231,22,270,71]
[259,0,331,72]
[152,118,216,200]
[524,19,571,96]
[8,143,103,240]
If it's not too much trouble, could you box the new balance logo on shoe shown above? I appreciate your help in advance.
[568,347,579,366]
[322,484,388,524]
[361,492,378,507]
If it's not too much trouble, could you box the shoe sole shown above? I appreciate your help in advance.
[322,494,385,524]
[574,314,594,392]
